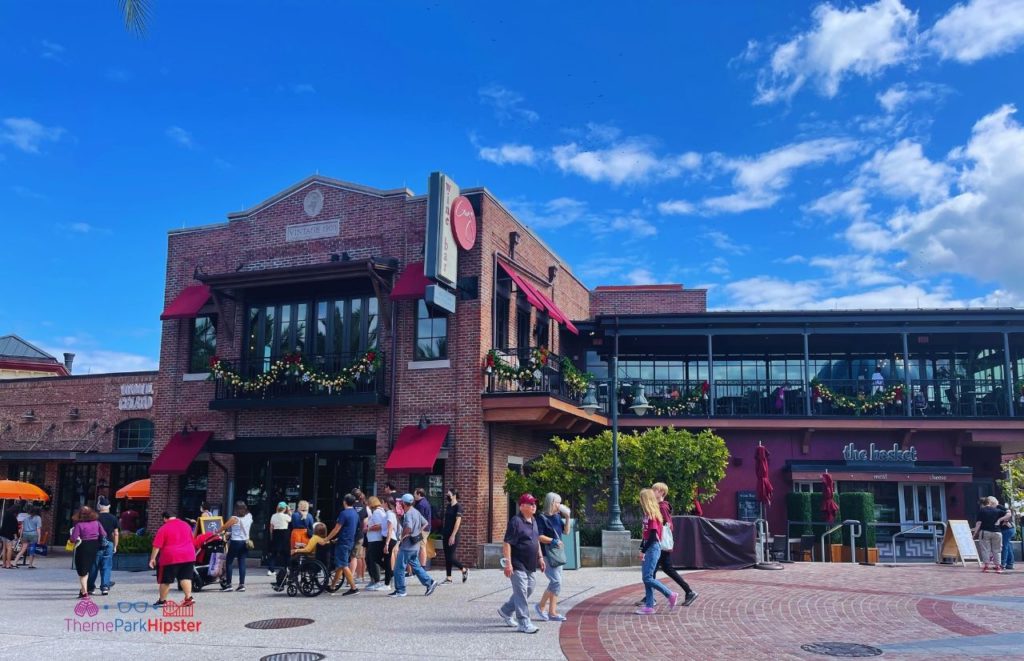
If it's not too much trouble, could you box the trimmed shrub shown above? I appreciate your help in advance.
[839,492,876,547]
[786,492,813,537]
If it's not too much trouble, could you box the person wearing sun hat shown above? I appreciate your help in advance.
[498,493,545,634]
[268,501,291,576]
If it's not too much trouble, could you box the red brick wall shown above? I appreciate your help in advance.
[152,176,591,564]
[590,284,707,316]
[0,372,157,540]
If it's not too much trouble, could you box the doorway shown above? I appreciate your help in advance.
[56,463,97,544]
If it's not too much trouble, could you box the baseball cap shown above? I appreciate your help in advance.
[518,493,537,506]
[401,493,415,505]
[277,501,287,509]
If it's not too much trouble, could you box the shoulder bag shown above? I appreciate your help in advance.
[660,522,675,551]
[545,542,567,567]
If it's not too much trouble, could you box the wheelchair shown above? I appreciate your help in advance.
[272,554,332,597]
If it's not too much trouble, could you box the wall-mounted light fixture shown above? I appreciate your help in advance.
[21,410,36,421]
[548,265,558,283]
[418,414,431,431]
[509,231,521,259]
[69,407,80,418]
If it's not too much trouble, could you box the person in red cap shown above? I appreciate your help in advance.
[498,493,545,634]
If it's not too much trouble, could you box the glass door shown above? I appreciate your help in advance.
[56,464,97,544]
[898,483,946,532]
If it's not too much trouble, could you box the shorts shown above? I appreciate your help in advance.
[21,533,39,545]
[334,543,352,567]
[352,538,365,559]
[543,562,563,596]
[0,536,13,545]
[157,562,196,585]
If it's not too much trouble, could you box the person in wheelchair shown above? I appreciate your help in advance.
[273,522,328,592]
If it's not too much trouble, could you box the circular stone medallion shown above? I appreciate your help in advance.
[303,189,324,218]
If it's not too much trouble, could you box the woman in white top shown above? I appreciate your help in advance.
[363,496,388,590]
[383,495,399,588]
[268,502,291,576]
[217,501,253,592]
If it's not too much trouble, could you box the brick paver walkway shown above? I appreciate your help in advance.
[559,563,1024,660]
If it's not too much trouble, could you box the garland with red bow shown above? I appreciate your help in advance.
[209,349,381,392]
[811,378,903,415]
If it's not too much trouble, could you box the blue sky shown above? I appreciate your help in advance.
[2,1,1024,373]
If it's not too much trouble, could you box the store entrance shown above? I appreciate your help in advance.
[56,463,97,544]
[235,453,374,551]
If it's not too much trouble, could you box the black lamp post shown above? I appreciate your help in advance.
[607,332,625,531]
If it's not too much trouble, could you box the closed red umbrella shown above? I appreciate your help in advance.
[821,472,839,524]
[692,497,703,516]
[755,444,773,508]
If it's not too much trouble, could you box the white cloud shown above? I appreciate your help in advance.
[551,139,701,186]
[0,117,64,154]
[860,139,953,205]
[702,230,749,255]
[166,125,195,149]
[625,268,657,285]
[875,82,950,113]
[755,0,918,103]
[885,105,1024,290]
[40,40,65,61]
[806,187,869,220]
[928,0,1024,63]
[657,200,697,215]
[478,143,538,166]
[505,197,588,230]
[706,257,731,276]
[40,342,157,374]
[607,213,658,238]
[57,221,110,235]
[703,137,860,213]
[478,84,539,123]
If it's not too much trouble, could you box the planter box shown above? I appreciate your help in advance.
[112,553,150,572]
[829,544,844,563]
[843,547,879,564]
[580,546,602,567]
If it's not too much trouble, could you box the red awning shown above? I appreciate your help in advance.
[531,288,580,335]
[384,425,449,473]
[498,262,545,310]
[160,284,212,320]
[150,432,212,475]
[391,261,431,301]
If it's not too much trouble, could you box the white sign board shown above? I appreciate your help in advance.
[119,383,154,411]
[424,172,459,287]
[939,519,980,566]
[286,219,340,242]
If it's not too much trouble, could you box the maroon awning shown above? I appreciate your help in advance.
[160,284,211,320]
[498,262,545,310]
[150,432,212,475]
[384,425,449,473]
[532,287,580,335]
[391,261,431,301]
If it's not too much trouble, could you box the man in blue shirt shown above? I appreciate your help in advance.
[324,494,359,595]
[391,494,438,598]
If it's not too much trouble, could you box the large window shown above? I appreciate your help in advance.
[246,295,379,369]
[115,419,154,451]
[495,289,510,349]
[189,315,217,372]
[415,300,448,360]
[8,462,44,485]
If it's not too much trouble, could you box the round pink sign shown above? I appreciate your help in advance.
[450,196,477,250]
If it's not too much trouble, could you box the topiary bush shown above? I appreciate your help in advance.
[839,492,876,547]
[810,492,842,543]
[116,532,154,554]
[786,492,813,537]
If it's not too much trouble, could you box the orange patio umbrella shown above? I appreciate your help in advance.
[0,479,49,501]
[115,478,151,500]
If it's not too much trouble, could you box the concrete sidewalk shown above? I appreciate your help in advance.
[0,553,647,660]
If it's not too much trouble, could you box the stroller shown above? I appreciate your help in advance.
[191,532,228,591]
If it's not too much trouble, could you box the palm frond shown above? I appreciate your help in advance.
[118,0,151,36]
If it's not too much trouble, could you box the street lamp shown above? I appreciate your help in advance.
[579,333,625,531]
[630,383,652,416]
[580,383,600,413]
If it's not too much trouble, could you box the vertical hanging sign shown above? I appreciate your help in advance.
[424,171,459,288]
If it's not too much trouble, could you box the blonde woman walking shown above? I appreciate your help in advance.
[535,492,570,622]
[636,488,677,615]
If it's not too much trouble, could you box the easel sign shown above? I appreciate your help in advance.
[938,519,980,566]
[197,516,224,536]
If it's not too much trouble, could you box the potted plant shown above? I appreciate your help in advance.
[112,531,154,571]
[839,492,878,564]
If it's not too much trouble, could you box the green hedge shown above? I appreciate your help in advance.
[839,492,876,547]
[117,532,154,554]
[810,492,842,544]
[786,492,813,536]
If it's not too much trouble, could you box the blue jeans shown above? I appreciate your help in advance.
[642,542,672,607]
[224,540,248,585]
[88,539,113,591]
[1001,527,1016,568]
[394,547,431,594]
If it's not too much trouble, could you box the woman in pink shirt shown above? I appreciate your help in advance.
[70,506,107,599]
[148,512,196,607]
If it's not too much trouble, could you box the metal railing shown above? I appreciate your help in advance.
[212,350,386,402]
[485,347,582,401]
[820,520,861,564]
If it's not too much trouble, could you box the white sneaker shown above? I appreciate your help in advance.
[266,570,274,576]
[517,622,539,634]
[498,608,516,627]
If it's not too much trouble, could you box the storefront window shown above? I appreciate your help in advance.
[179,461,209,520]
[415,299,448,360]
[8,462,44,485]
[189,315,216,372]
[115,419,154,451]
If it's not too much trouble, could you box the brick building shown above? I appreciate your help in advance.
[0,371,156,543]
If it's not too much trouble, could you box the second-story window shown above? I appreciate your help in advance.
[189,315,217,372]
[115,419,154,451]
[415,299,448,360]
[246,296,378,370]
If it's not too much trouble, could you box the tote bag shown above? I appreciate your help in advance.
[660,523,675,551]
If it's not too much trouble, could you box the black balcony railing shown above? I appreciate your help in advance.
[484,347,583,402]
[210,351,386,409]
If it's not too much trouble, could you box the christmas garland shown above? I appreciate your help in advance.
[209,349,381,392]
[560,356,594,397]
[649,382,708,416]
[810,378,903,415]
[484,347,551,387]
